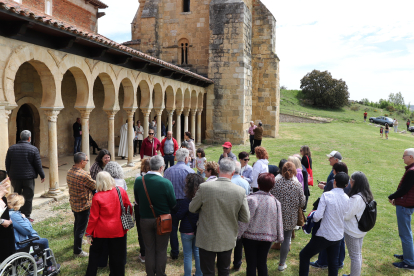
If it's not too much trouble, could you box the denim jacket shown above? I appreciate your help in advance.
[9,209,39,250]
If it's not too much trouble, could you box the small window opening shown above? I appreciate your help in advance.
[45,0,52,15]
[181,43,188,65]
[183,0,190,12]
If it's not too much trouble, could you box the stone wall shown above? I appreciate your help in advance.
[206,0,252,144]
[280,113,328,124]
[252,0,280,137]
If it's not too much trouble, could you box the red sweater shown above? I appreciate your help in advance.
[140,137,161,159]
[86,188,132,238]
[160,137,179,156]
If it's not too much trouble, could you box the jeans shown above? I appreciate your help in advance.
[85,235,127,276]
[299,235,341,276]
[396,205,414,266]
[242,238,271,276]
[249,135,255,153]
[317,237,345,267]
[11,178,35,218]
[73,209,90,254]
[163,155,175,170]
[233,238,243,269]
[74,136,82,154]
[140,218,170,276]
[181,233,202,276]
[199,248,232,276]
[170,200,182,257]
[33,238,52,266]
[197,171,206,178]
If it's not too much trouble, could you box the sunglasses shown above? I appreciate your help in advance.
[223,147,229,150]
[243,158,250,161]
[149,133,154,135]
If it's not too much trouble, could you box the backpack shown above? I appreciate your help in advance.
[355,195,377,232]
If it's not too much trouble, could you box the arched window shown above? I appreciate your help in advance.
[45,0,52,15]
[183,0,190,12]
[178,38,189,65]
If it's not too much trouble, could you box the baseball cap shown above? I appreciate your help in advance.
[222,142,232,149]
[326,150,342,161]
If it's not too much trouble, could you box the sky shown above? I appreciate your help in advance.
[98,0,414,104]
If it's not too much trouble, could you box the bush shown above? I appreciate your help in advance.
[374,109,378,112]
[350,106,360,111]
[384,114,389,117]
[386,105,396,112]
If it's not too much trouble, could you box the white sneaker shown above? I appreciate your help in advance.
[138,254,145,263]
[74,251,89,258]
[278,264,287,271]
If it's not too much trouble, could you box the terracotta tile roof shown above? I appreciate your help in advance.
[0,0,213,84]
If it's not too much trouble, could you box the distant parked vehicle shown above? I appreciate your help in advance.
[369,116,394,126]
[408,126,414,133]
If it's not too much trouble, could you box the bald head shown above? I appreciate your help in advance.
[167,131,172,139]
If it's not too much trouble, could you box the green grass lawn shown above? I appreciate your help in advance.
[33,121,414,275]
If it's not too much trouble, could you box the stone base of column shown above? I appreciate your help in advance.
[41,188,63,198]
[127,162,135,167]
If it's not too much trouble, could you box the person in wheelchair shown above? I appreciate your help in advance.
[7,193,60,273]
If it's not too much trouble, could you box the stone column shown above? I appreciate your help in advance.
[0,108,11,172]
[126,109,136,167]
[79,109,92,170]
[191,109,197,138]
[176,109,183,146]
[167,109,174,133]
[43,109,62,197]
[197,110,203,145]
[155,109,163,141]
[105,110,118,161]
[141,108,151,139]
[183,108,190,133]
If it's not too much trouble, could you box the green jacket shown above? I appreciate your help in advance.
[134,173,176,219]
[189,177,250,252]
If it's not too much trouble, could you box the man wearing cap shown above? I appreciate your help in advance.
[311,150,345,270]
[218,142,237,164]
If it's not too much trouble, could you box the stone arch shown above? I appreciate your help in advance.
[184,88,191,109]
[63,67,90,108]
[165,85,175,110]
[138,80,151,108]
[153,83,164,109]
[3,46,62,108]
[95,73,116,110]
[191,90,198,109]
[120,78,135,109]
[176,88,183,110]
[198,92,204,109]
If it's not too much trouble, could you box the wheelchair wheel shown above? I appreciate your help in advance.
[0,252,37,276]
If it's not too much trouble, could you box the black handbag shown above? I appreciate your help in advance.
[115,187,134,230]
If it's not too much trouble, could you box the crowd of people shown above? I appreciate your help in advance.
[2,128,414,276]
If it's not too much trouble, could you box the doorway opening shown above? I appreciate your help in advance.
[16,104,40,149]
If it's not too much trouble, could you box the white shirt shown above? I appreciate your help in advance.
[114,178,128,191]
[251,159,269,188]
[147,171,163,177]
[313,188,349,241]
[344,193,367,238]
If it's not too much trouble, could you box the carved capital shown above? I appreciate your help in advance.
[105,110,118,120]
[167,109,174,117]
[190,109,197,116]
[182,108,190,117]
[141,108,152,117]
[176,108,183,116]
[197,110,203,116]
[126,110,135,118]
[0,110,12,124]
[154,108,164,116]
[78,108,93,119]
[43,110,60,122]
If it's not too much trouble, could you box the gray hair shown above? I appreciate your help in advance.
[150,155,165,171]
[219,158,236,175]
[74,152,86,164]
[20,130,31,141]
[175,148,189,162]
[234,161,241,174]
[104,161,124,179]
[405,148,414,158]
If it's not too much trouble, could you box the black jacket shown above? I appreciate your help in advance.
[5,141,45,180]
[176,197,199,234]
[73,122,82,137]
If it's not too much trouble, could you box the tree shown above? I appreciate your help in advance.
[280,85,288,90]
[300,70,349,108]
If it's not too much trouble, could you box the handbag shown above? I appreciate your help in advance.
[306,156,314,186]
[142,176,172,235]
[115,187,135,230]
[297,207,306,227]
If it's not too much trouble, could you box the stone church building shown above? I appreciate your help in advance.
[0,0,279,195]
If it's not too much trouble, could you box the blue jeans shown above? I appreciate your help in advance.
[396,205,414,266]
[317,237,345,267]
[181,233,202,276]
[164,155,175,170]
[197,171,205,178]
[33,238,52,266]
[74,137,82,154]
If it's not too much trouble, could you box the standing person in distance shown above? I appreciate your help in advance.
[140,129,161,160]
[89,149,111,181]
[343,171,374,276]
[252,122,263,155]
[196,148,207,178]
[300,145,313,186]
[118,120,129,160]
[407,119,411,131]
[248,121,257,154]
[363,111,367,122]
[160,131,179,170]
[135,120,144,157]
[393,118,399,132]
[5,130,45,221]
[251,147,269,193]
[134,156,176,276]
[239,152,253,186]
[189,158,250,276]
[385,123,390,139]
[67,152,96,257]
[389,148,414,271]
[184,132,196,168]
[73,117,82,154]
[176,174,205,276]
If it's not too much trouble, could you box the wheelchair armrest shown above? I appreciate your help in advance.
[16,236,40,246]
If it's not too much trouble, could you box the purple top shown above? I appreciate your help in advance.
[297,168,304,190]
[248,125,257,135]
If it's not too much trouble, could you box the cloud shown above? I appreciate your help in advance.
[97,0,414,103]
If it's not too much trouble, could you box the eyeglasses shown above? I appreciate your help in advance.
[403,155,411,158]
[149,133,154,135]
[223,147,229,150]
[243,158,250,161]
[84,159,89,162]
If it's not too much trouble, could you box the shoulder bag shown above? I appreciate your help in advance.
[115,187,135,230]
[142,176,172,235]
[306,155,314,186]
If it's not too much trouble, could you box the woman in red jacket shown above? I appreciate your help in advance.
[85,171,132,276]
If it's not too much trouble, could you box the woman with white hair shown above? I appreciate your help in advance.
[85,171,132,276]
[104,161,127,190]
